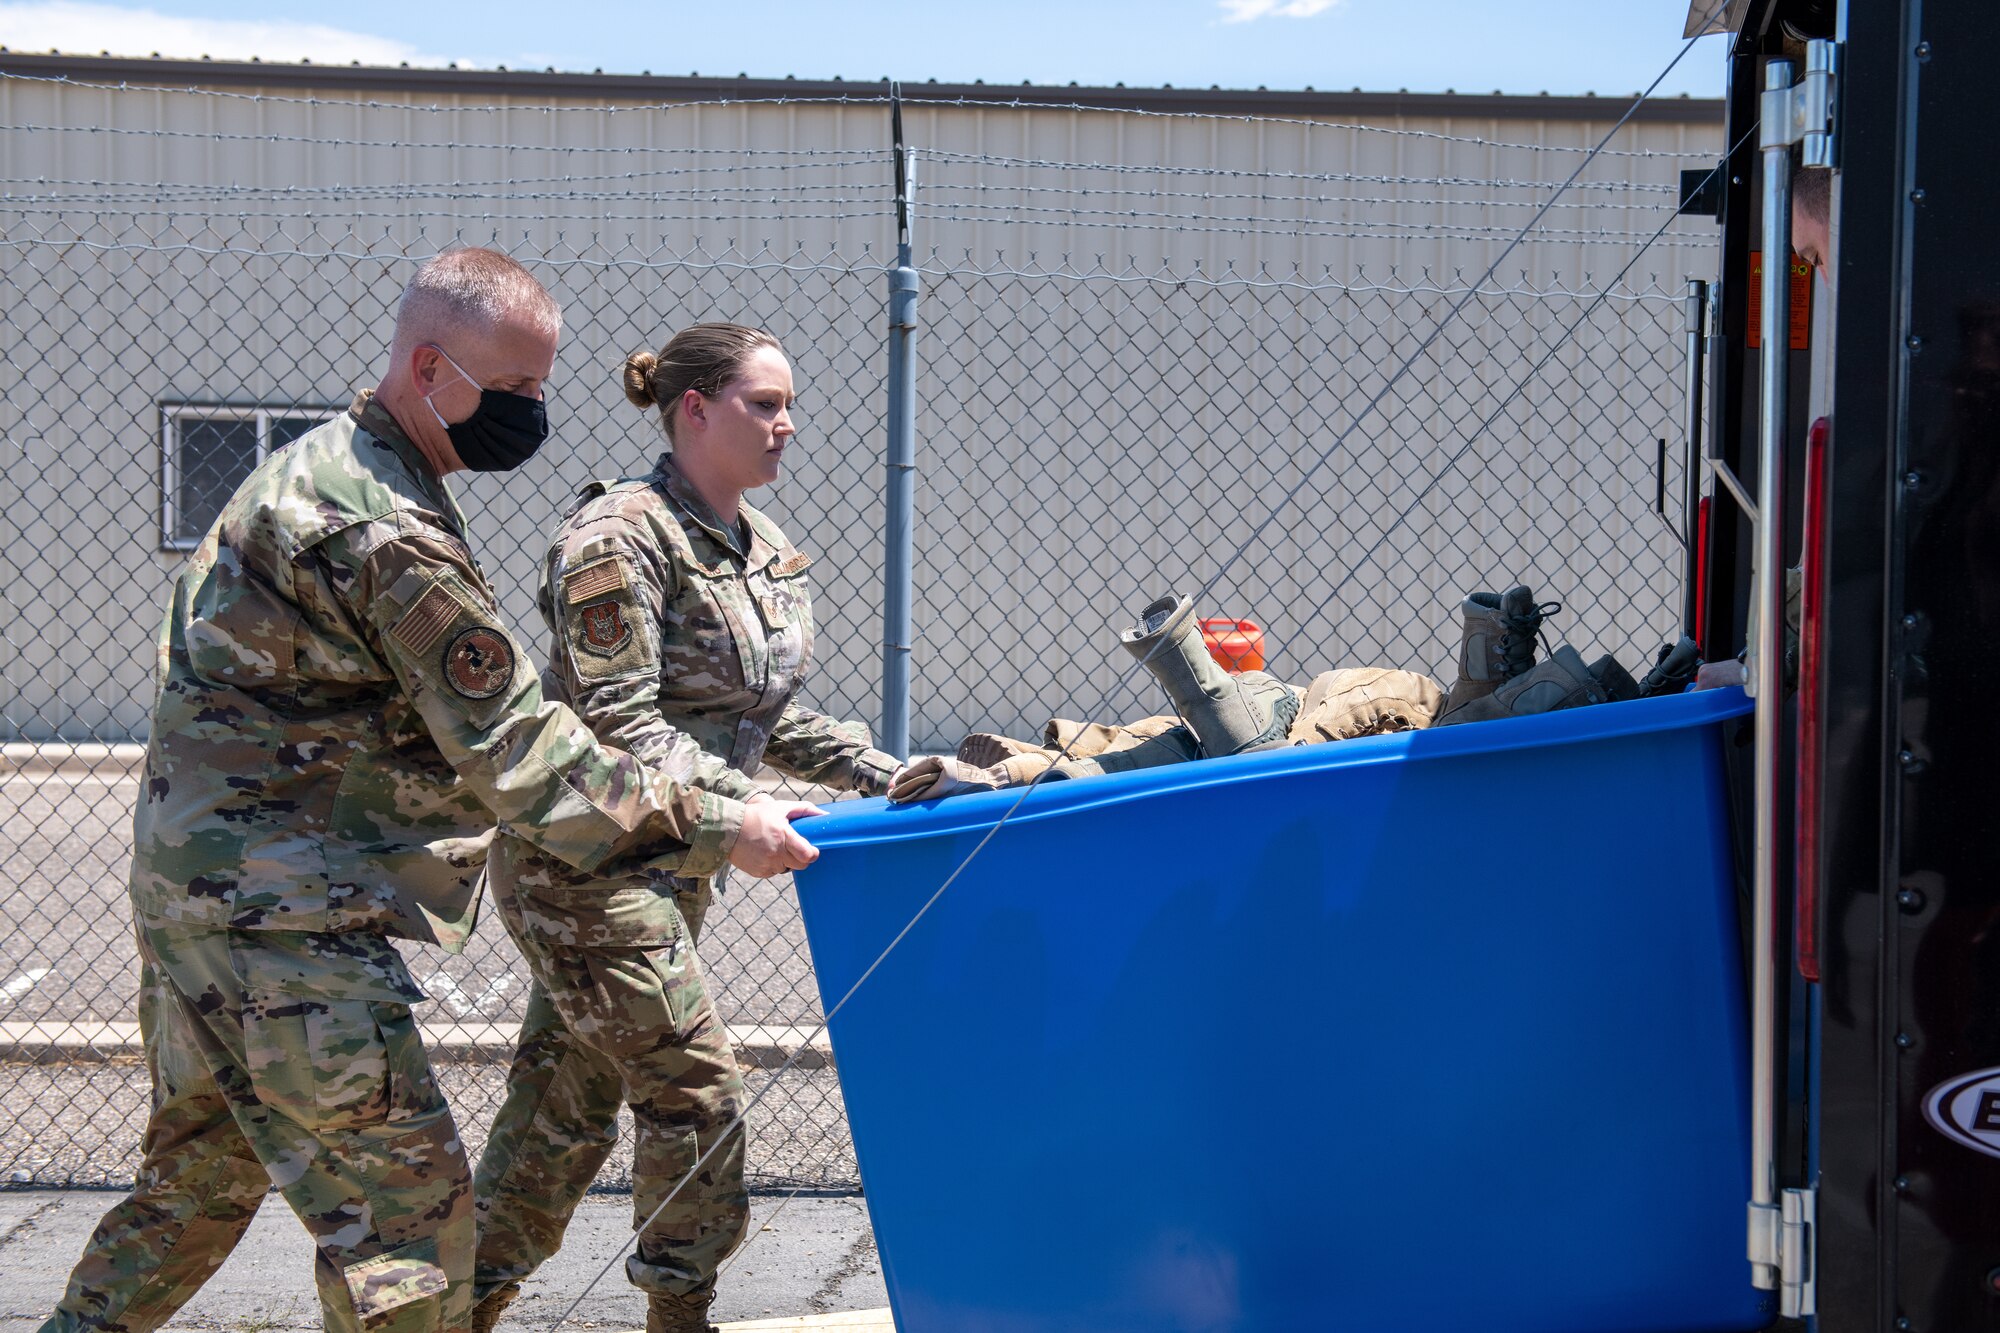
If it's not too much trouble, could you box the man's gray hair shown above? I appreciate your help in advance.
[390,247,561,361]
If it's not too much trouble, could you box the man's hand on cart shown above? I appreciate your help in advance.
[731,793,826,875]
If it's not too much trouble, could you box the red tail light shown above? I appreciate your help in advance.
[1795,416,1831,983]
[1694,496,1713,656]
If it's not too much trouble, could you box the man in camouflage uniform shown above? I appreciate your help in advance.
[472,443,898,1333]
[41,250,820,1333]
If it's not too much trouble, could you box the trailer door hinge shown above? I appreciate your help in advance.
[1760,38,1838,165]
[1747,1187,1818,1317]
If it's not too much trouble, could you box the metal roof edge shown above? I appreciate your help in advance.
[0,51,1724,123]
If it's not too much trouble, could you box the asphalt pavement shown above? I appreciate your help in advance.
[0,751,858,1191]
[0,1189,887,1331]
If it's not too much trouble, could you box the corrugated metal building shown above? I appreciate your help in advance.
[0,54,1723,750]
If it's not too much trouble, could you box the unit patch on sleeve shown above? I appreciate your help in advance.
[443,626,515,699]
[577,598,633,657]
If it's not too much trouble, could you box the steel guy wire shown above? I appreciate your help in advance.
[1120,0,1730,635]
[544,8,1728,1325]
[1271,130,1755,658]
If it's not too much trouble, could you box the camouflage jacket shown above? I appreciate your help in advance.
[487,453,897,947]
[128,393,745,951]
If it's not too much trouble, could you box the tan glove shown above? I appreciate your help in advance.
[888,755,1008,803]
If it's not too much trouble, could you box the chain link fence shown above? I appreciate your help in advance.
[0,69,1719,1192]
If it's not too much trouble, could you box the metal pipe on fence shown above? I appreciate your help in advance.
[881,89,918,759]
[1746,55,1794,1297]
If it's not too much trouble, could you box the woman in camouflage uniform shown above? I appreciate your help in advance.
[470,325,900,1333]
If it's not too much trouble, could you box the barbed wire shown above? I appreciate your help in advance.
[0,232,885,276]
[902,210,1715,246]
[0,176,1685,216]
[0,161,891,195]
[0,121,895,158]
[915,148,1687,194]
[0,203,1715,247]
[0,225,1699,300]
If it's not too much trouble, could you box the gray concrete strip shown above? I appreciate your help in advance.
[0,1190,882,1333]
[0,1021,832,1069]
[720,1313,894,1330]
[0,744,146,778]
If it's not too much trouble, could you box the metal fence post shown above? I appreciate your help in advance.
[881,87,918,758]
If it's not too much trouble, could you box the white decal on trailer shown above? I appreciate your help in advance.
[1923,1067,2000,1160]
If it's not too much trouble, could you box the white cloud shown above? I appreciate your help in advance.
[0,1,464,66]
[1217,0,1341,22]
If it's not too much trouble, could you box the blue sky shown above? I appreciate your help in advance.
[1,0,1728,99]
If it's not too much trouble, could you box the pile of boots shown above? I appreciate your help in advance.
[890,593,1302,802]
[1432,584,1699,728]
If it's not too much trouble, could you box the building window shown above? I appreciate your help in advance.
[159,404,331,550]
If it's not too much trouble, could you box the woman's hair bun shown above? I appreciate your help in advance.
[621,350,658,410]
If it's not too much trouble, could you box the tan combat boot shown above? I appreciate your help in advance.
[1118,594,1297,757]
[646,1287,719,1333]
[469,1282,520,1333]
[1431,643,1609,727]
[1435,586,1558,723]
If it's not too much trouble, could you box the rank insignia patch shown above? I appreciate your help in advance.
[443,626,514,699]
[577,599,632,657]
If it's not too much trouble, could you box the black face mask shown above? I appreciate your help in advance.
[424,346,551,473]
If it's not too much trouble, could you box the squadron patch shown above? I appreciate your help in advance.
[577,598,633,656]
[443,626,514,699]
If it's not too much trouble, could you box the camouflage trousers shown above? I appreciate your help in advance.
[473,878,747,1304]
[43,915,472,1333]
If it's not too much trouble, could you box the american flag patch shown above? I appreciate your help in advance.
[564,556,627,604]
[392,583,461,655]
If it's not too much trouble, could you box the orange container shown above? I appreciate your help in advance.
[1200,618,1266,673]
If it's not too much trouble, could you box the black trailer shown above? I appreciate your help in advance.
[1695,1,2000,1328]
